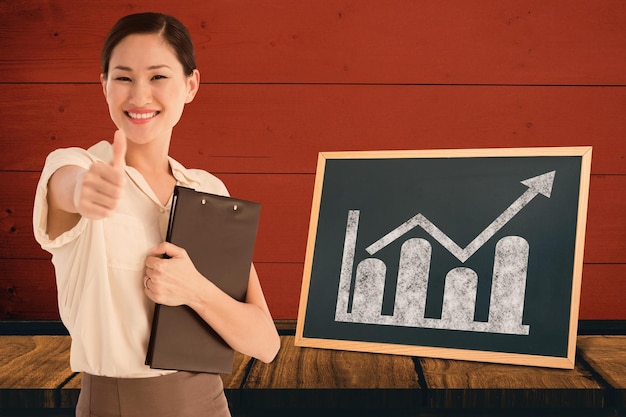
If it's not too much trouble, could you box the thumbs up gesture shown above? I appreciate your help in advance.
[111,129,127,171]
[73,130,127,220]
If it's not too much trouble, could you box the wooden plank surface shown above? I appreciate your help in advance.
[1,84,625,175]
[2,261,625,322]
[2,171,625,264]
[1,335,625,412]
[577,336,626,409]
[242,335,421,410]
[0,260,57,320]
[0,260,303,321]
[419,355,605,409]
[0,171,314,263]
[0,336,72,408]
[1,0,625,324]
[1,1,626,85]
[2,170,625,320]
[579,264,626,320]
[57,372,79,409]
[221,351,253,410]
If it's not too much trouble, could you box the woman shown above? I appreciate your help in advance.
[33,12,280,417]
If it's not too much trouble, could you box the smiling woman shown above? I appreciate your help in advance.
[101,33,199,150]
[32,12,279,417]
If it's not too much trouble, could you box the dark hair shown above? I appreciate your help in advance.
[101,12,196,77]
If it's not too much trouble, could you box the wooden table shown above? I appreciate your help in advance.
[1,335,625,416]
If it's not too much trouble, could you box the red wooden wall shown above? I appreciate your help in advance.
[1,1,625,321]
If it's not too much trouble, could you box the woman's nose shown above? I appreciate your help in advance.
[129,80,152,106]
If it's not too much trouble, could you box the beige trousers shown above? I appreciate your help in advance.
[75,371,231,417]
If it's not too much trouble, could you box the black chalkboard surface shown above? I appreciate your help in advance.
[295,147,592,369]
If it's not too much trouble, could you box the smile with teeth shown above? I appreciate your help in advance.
[126,111,159,120]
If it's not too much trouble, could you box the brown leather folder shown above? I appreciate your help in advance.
[145,186,260,374]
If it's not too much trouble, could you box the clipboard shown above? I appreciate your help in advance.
[145,186,261,374]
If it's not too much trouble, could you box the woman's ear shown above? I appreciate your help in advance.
[185,69,200,104]
[100,74,108,100]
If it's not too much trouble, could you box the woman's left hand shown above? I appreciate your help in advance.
[145,243,280,363]
[143,241,204,306]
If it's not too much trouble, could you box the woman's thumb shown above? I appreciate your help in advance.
[112,130,127,169]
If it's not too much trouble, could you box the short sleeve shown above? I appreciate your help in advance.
[32,147,98,251]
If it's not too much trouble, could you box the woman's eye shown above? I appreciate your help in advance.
[115,76,131,82]
[152,75,167,81]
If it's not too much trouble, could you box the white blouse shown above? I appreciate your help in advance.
[33,141,228,378]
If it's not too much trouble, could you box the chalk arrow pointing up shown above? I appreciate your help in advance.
[366,170,556,262]
[521,170,555,198]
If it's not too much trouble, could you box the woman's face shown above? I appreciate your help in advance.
[101,33,199,146]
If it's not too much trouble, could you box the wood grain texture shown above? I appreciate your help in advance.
[0,260,57,319]
[253,263,304,320]
[1,0,626,85]
[577,336,626,408]
[0,260,302,320]
[58,372,80,409]
[222,351,253,389]
[2,335,626,412]
[0,336,72,408]
[2,172,625,264]
[584,175,626,264]
[2,262,623,321]
[242,335,421,409]
[419,355,605,409]
[1,84,625,174]
[0,170,314,263]
[579,264,626,320]
[221,351,253,410]
[1,171,625,319]
[1,0,625,322]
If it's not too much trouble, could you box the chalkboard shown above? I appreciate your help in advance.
[295,147,592,369]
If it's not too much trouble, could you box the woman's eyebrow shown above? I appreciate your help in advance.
[147,65,172,70]
[112,65,172,71]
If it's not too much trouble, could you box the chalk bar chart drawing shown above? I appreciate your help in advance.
[296,147,592,369]
[335,171,555,335]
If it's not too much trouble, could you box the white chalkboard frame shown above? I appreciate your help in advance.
[295,147,592,369]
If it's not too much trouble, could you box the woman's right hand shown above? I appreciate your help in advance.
[73,130,127,220]
[46,130,127,239]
